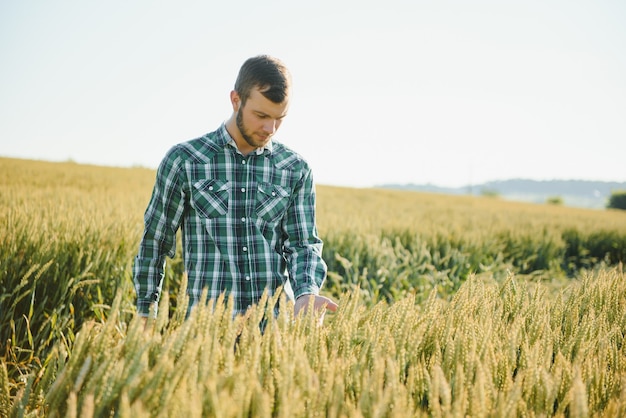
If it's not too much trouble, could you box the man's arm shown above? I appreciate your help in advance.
[282,165,336,316]
[133,147,186,316]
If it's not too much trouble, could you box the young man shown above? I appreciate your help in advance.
[133,55,337,322]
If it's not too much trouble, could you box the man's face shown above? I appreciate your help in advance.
[235,87,289,150]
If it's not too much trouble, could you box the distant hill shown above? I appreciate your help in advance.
[376,179,626,209]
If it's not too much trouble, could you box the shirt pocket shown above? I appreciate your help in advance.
[256,182,290,223]
[190,179,230,219]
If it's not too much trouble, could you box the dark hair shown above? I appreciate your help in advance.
[234,55,291,105]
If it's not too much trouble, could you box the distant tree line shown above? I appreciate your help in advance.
[608,190,626,210]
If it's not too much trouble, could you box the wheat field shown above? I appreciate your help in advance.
[1,157,626,417]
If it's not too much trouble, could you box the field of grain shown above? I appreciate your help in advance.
[1,157,625,417]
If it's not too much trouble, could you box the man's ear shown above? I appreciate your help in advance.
[230,90,240,111]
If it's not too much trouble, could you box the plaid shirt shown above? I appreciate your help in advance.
[133,124,327,316]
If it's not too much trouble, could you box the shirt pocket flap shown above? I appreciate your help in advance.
[257,183,290,199]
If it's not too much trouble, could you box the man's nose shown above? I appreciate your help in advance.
[263,120,277,134]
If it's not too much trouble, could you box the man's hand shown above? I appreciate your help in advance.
[294,294,338,325]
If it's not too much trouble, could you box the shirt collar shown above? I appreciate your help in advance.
[220,123,273,156]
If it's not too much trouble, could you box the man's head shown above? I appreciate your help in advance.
[228,56,291,154]
[233,55,291,107]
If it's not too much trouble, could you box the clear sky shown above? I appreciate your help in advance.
[1,0,625,188]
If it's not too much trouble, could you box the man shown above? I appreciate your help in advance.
[133,55,337,323]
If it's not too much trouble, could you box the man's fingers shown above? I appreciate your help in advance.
[321,297,338,312]
[295,295,338,315]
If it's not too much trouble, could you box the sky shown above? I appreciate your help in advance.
[1,0,625,188]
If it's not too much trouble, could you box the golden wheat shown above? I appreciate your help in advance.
[5,268,626,416]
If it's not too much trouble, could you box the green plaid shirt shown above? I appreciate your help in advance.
[133,124,327,316]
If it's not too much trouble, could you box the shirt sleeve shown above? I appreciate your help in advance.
[282,165,328,299]
[133,147,186,316]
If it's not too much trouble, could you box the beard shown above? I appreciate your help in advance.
[236,108,267,149]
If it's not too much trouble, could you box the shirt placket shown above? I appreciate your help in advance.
[235,152,253,311]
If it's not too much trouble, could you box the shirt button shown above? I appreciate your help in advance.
[242,246,248,252]
[245,276,251,281]
[208,186,213,191]
[242,160,246,165]
[271,192,276,196]
[241,187,246,193]
[241,217,246,223]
